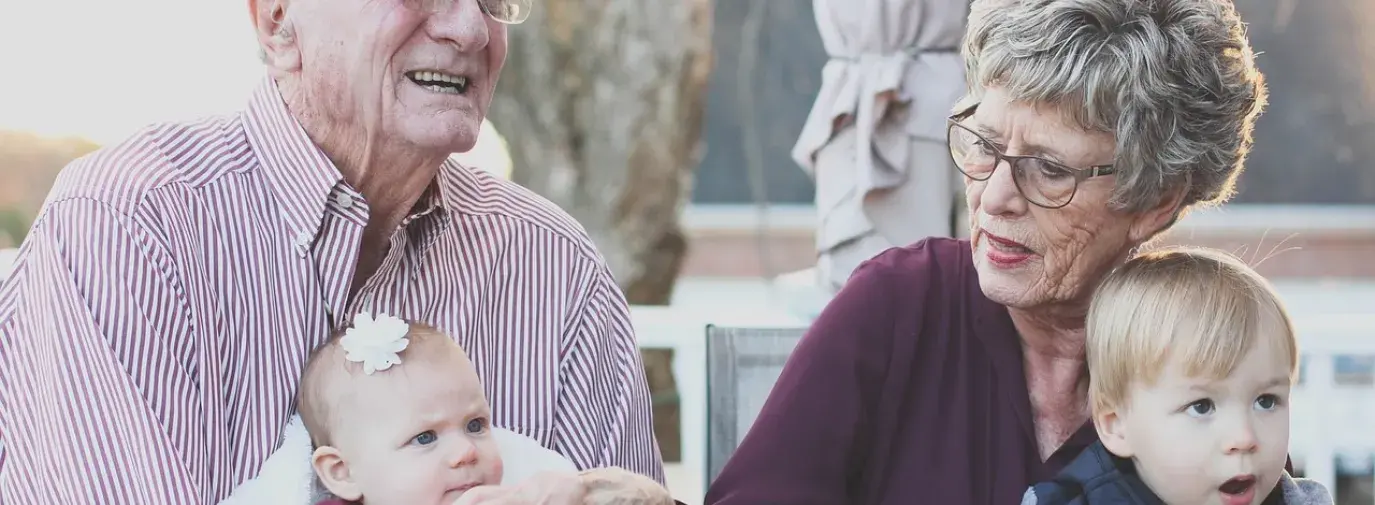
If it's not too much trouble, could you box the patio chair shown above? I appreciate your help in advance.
[704,325,807,488]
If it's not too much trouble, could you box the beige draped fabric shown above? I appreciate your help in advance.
[793,0,970,291]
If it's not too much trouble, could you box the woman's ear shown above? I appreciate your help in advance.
[249,0,302,72]
[1127,187,1187,245]
[312,445,362,501]
[1093,409,1134,459]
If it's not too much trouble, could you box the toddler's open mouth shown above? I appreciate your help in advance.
[1218,475,1257,505]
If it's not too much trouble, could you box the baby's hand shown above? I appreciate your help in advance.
[452,471,586,505]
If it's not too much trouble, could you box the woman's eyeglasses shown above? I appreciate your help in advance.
[946,103,1115,209]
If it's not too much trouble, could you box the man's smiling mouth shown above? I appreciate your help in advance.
[406,70,469,94]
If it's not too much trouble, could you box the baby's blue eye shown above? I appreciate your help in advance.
[466,418,486,434]
[413,431,438,445]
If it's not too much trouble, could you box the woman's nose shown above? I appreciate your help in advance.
[977,158,1028,217]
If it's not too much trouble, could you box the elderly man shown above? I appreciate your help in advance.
[0,0,671,503]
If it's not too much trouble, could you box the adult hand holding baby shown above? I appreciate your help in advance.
[452,471,586,505]
[454,468,676,505]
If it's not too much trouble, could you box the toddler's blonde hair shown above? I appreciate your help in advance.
[1087,247,1298,416]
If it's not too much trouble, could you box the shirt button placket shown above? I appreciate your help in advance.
[294,231,312,257]
[335,193,354,210]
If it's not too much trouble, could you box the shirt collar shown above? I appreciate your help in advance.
[435,156,471,212]
[242,76,461,246]
[404,177,447,228]
[242,76,344,248]
[404,157,479,241]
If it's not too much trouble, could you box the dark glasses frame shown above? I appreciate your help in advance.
[946,102,1116,209]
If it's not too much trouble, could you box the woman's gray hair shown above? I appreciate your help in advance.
[961,0,1268,213]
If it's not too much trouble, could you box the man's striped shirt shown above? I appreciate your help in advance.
[0,77,664,503]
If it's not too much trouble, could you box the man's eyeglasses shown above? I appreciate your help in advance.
[405,0,532,24]
[946,103,1115,209]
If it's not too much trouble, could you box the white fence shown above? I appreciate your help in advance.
[630,305,806,502]
[1288,314,1375,496]
[632,304,1375,504]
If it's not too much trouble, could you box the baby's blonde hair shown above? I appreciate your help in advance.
[297,321,453,447]
[1087,247,1298,416]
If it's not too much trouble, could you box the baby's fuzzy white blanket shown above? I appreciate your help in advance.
[219,415,576,505]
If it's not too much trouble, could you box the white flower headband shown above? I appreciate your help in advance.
[340,311,410,375]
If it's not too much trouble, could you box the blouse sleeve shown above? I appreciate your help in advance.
[704,256,916,504]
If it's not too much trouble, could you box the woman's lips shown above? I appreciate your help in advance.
[981,229,1035,267]
[981,230,1032,252]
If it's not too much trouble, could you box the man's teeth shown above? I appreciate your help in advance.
[414,71,467,85]
[424,84,460,94]
[409,71,468,94]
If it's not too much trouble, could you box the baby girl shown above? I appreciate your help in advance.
[296,313,504,504]
[289,312,674,505]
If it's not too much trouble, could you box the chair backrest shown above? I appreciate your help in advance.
[704,325,807,487]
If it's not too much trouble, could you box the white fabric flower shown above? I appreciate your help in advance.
[339,312,410,375]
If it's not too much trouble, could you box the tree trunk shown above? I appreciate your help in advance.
[488,0,714,463]
[490,0,713,306]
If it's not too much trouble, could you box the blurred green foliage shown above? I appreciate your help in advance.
[0,207,29,248]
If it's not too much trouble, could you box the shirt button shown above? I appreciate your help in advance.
[336,193,355,210]
[294,232,312,250]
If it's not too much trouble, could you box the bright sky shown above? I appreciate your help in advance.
[0,1,264,144]
[0,0,512,174]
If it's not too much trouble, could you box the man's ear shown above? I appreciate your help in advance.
[1094,408,1134,458]
[248,0,301,72]
[312,445,362,501]
[1127,186,1187,245]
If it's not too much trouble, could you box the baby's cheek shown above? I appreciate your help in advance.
[488,449,505,484]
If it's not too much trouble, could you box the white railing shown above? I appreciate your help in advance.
[682,203,1375,235]
[1288,314,1375,499]
[630,304,807,504]
[633,305,1375,505]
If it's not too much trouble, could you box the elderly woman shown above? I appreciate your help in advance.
[704,0,1267,503]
